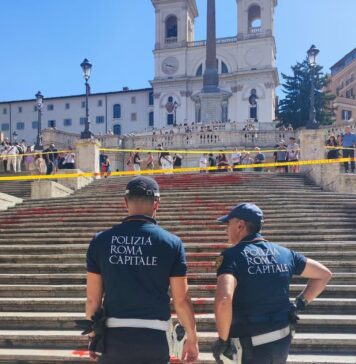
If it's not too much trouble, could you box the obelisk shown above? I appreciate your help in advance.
[203,0,219,92]
[192,0,230,123]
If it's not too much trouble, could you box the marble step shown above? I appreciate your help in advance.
[1,284,353,299]
[0,258,354,274]
[0,297,355,314]
[0,272,353,285]
[0,312,355,333]
[0,331,355,354]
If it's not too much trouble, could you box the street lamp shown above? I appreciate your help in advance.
[80,58,94,139]
[173,101,178,127]
[306,45,320,129]
[35,91,44,150]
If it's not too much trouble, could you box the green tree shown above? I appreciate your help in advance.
[277,58,336,129]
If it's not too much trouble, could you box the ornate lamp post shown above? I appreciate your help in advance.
[35,91,44,150]
[80,58,94,139]
[173,101,178,126]
[306,45,320,129]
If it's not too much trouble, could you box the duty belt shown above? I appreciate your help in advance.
[106,317,170,332]
[233,325,291,347]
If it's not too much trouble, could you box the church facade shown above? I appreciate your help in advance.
[151,0,279,127]
[0,0,279,144]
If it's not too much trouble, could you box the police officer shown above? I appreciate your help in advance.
[212,203,332,364]
[85,176,199,364]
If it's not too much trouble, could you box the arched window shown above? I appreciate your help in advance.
[249,89,258,120]
[196,64,203,77]
[113,104,121,119]
[166,15,178,43]
[221,61,229,74]
[113,124,121,135]
[248,5,262,32]
[148,91,154,106]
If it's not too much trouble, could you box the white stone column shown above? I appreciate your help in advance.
[75,139,101,178]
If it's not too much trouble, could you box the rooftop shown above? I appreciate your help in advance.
[330,48,356,76]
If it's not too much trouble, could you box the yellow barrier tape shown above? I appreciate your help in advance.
[0,157,354,182]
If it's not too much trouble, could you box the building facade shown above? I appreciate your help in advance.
[0,0,279,144]
[329,48,356,125]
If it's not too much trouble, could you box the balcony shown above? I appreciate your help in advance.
[187,36,237,48]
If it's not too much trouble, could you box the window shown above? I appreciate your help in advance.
[131,96,136,104]
[113,124,121,135]
[148,91,154,106]
[222,61,229,74]
[113,104,121,119]
[166,15,178,42]
[196,64,203,77]
[346,89,354,99]
[248,5,262,31]
[1,123,9,131]
[342,110,352,121]
[47,104,54,111]
[16,122,25,130]
[98,100,103,107]
[48,120,56,128]
[131,113,137,121]
[65,103,70,110]
[96,116,105,124]
[18,106,22,113]
[79,117,86,125]
[32,121,38,129]
[81,101,86,108]
[149,111,154,127]
[167,114,174,125]
[63,118,72,126]
[3,108,7,115]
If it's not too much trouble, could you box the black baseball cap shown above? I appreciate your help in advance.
[217,203,264,225]
[125,176,160,198]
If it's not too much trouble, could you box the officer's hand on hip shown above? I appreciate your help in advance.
[212,338,237,364]
[181,337,199,364]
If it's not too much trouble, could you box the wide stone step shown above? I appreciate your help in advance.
[0,259,354,274]
[2,250,356,264]
[0,297,355,314]
[0,330,355,354]
[0,349,355,364]
[0,312,355,334]
[0,272,354,285]
[0,284,354,299]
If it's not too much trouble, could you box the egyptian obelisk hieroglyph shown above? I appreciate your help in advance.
[193,0,231,123]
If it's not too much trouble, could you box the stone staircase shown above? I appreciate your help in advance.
[0,172,356,363]
[0,173,32,200]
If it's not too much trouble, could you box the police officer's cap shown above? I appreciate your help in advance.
[125,176,160,198]
[217,203,264,225]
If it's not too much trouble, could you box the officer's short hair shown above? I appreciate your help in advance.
[245,220,262,234]
[125,176,160,203]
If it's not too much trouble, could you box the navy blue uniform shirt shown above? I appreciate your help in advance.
[217,233,307,336]
[87,215,187,321]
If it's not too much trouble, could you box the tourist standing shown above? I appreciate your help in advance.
[325,135,339,160]
[287,137,300,173]
[133,148,142,172]
[199,153,208,173]
[146,152,154,170]
[63,147,75,169]
[173,153,183,169]
[276,141,288,173]
[341,126,356,173]
[231,148,242,172]
[253,147,265,172]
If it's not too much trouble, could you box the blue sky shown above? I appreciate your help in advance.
[0,0,355,102]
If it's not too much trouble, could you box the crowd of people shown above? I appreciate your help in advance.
[325,126,356,173]
[120,138,303,175]
[0,140,76,175]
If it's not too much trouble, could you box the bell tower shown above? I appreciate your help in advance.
[151,0,198,50]
[237,0,277,40]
